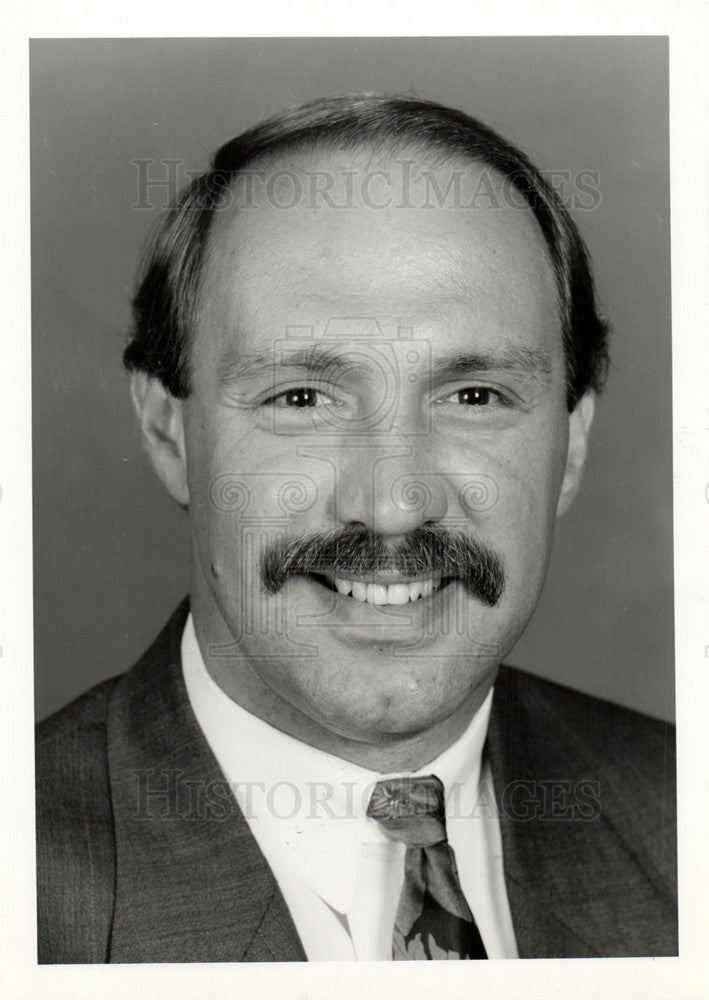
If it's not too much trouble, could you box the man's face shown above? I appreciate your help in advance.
[170,148,588,747]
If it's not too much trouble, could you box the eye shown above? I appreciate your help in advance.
[456,387,494,406]
[439,386,508,407]
[433,384,516,423]
[281,387,318,408]
[262,386,337,409]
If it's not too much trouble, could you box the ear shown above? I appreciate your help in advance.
[130,372,189,508]
[556,392,595,517]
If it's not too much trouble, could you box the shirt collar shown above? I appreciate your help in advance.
[181,612,493,916]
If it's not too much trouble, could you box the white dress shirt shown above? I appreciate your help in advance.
[181,613,518,960]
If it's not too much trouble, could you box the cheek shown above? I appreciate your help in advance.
[467,432,568,582]
[188,468,326,628]
[185,407,326,523]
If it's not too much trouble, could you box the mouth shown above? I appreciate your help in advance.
[308,572,455,606]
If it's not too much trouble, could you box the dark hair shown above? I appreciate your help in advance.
[124,94,608,410]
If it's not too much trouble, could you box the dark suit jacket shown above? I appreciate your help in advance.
[36,600,677,962]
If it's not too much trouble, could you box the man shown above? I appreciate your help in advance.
[36,94,677,962]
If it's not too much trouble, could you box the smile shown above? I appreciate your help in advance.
[312,573,452,605]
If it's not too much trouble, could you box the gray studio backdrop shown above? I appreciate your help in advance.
[31,36,673,723]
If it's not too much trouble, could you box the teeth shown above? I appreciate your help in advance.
[387,584,412,605]
[367,584,388,605]
[332,577,443,605]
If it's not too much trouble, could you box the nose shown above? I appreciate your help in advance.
[330,443,449,536]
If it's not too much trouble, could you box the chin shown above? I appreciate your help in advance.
[304,665,497,745]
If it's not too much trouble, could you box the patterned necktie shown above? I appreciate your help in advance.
[367,774,488,960]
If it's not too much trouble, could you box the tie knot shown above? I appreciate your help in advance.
[367,775,447,848]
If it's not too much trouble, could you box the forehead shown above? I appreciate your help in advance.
[195,145,561,361]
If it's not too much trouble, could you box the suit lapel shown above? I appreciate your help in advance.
[487,666,676,958]
[487,667,600,957]
[106,601,306,963]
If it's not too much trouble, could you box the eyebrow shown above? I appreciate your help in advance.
[217,342,554,388]
[217,343,376,387]
[431,347,553,383]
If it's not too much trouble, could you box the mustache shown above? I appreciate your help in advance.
[261,523,505,607]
